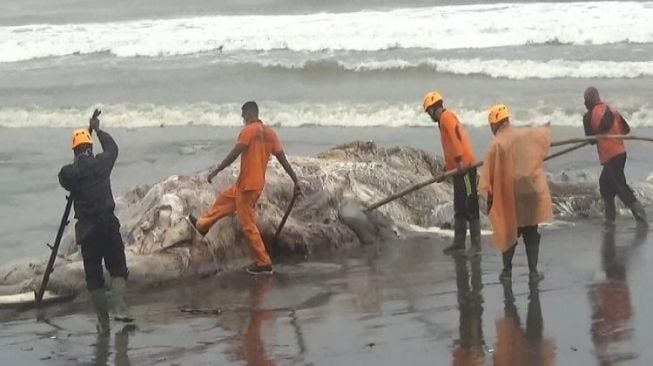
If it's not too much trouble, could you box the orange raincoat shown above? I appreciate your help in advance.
[478,126,553,252]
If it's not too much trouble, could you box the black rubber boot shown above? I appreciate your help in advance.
[443,218,467,254]
[90,289,110,336]
[501,279,516,315]
[467,219,482,257]
[499,244,516,282]
[110,277,134,323]
[524,230,544,284]
[628,201,649,227]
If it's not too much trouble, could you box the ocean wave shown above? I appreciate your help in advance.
[2,102,653,129]
[1,2,652,62]
[247,58,653,80]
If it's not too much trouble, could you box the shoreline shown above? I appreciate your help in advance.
[1,220,651,365]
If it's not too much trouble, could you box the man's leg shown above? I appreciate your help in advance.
[609,154,648,225]
[101,215,132,322]
[235,189,272,274]
[522,225,544,283]
[500,242,517,282]
[195,185,238,234]
[466,169,482,255]
[80,227,110,335]
[444,173,468,254]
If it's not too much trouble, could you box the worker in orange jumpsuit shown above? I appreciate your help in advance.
[479,104,552,283]
[423,91,481,255]
[189,101,300,275]
[582,86,647,226]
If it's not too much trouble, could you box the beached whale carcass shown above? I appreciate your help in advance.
[0,141,649,300]
[0,142,439,298]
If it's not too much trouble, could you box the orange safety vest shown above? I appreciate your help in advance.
[591,103,627,165]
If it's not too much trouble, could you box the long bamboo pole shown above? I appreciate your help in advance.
[550,135,653,147]
[365,141,592,212]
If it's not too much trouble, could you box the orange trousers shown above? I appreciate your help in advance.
[197,185,271,266]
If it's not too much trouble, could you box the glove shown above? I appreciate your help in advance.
[89,109,101,133]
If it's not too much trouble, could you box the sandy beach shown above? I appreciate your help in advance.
[2,0,653,364]
[2,219,652,365]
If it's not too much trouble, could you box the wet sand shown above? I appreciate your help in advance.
[1,217,652,365]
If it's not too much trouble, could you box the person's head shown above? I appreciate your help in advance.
[488,104,510,135]
[241,101,259,124]
[584,86,601,111]
[71,128,93,157]
[423,91,445,123]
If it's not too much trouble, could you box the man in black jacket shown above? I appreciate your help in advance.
[58,110,131,335]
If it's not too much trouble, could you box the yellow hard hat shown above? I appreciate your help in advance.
[488,104,510,124]
[71,128,93,149]
[423,91,443,112]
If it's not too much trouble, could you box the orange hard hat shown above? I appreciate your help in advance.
[71,128,93,149]
[423,91,443,112]
[488,104,510,124]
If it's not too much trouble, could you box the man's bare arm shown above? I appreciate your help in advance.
[208,144,246,182]
[274,151,300,194]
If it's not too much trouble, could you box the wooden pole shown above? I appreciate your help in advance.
[35,196,73,305]
[365,162,482,212]
[543,141,590,162]
[365,141,591,212]
[269,191,298,257]
[550,134,653,147]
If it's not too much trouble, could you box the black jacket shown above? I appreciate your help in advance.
[58,130,118,220]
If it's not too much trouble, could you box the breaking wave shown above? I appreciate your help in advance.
[242,58,653,80]
[2,102,653,128]
[1,1,652,62]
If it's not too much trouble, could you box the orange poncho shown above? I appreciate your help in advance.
[478,126,553,252]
